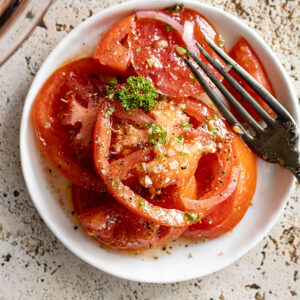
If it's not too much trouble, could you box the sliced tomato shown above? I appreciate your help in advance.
[180,143,239,211]
[93,97,239,226]
[93,101,189,226]
[172,97,239,211]
[72,184,185,250]
[183,136,257,240]
[128,9,225,97]
[224,37,275,120]
[94,15,135,74]
[33,58,114,192]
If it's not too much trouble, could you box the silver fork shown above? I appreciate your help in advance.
[184,38,300,183]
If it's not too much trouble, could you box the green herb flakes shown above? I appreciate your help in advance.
[105,85,115,100]
[166,3,184,12]
[218,37,225,47]
[106,107,115,116]
[189,73,196,82]
[173,134,184,145]
[116,76,158,111]
[184,212,196,222]
[209,125,218,137]
[44,122,50,128]
[181,122,193,131]
[197,213,202,223]
[145,122,168,147]
[180,150,189,156]
[164,23,174,32]
[108,78,117,87]
[175,46,186,56]
[138,199,145,206]
[112,180,120,190]
[141,162,147,173]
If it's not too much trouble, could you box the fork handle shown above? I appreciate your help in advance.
[291,167,300,183]
[284,154,300,183]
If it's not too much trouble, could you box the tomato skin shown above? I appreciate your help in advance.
[72,185,185,250]
[224,37,275,119]
[129,9,225,97]
[94,15,135,74]
[183,136,257,239]
[93,101,192,227]
[33,58,112,192]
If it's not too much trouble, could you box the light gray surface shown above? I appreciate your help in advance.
[0,0,299,299]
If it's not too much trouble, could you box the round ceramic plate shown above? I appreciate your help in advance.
[20,0,299,283]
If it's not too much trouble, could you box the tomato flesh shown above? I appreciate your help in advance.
[94,15,135,74]
[72,184,185,250]
[93,97,240,227]
[183,136,257,239]
[128,8,225,97]
[224,37,275,120]
[33,58,114,192]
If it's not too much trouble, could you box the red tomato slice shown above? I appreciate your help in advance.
[183,136,257,239]
[94,15,135,74]
[224,37,275,120]
[33,58,113,192]
[173,97,239,211]
[93,98,239,226]
[93,101,191,226]
[72,184,185,250]
[128,8,225,97]
[180,145,239,211]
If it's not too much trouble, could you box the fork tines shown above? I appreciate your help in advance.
[184,39,292,141]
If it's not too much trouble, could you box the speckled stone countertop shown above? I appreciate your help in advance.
[0,0,299,299]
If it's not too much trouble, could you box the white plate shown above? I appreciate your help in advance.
[20,0,299,283]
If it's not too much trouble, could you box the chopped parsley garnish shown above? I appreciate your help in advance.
[112,180,120,190]
[132,32,138,39]
[164,23,174,32]
[184,212,201,222]
[212,112,218,120]
[106,78,118,99]
[218,37,225,47]
[44,122,50,128]
[175,46,186,56]
[145,122,168,147]
[173,134,184,145]
[180,150,189,155]
[164,153,169,158]
[181,122,193,131]
[106,107,115,116]
[108,78,117,87]
[202,237,208,243]
[189,73,196,82]
[166,3,184,12]
[115,76,158,111]
[105,85,115,100]
[138,199,145,206]
[197,213,202,223]
[141,162,147,173]
[184,213,196,222]
[136,47,141,52]
[209,122,218,138]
